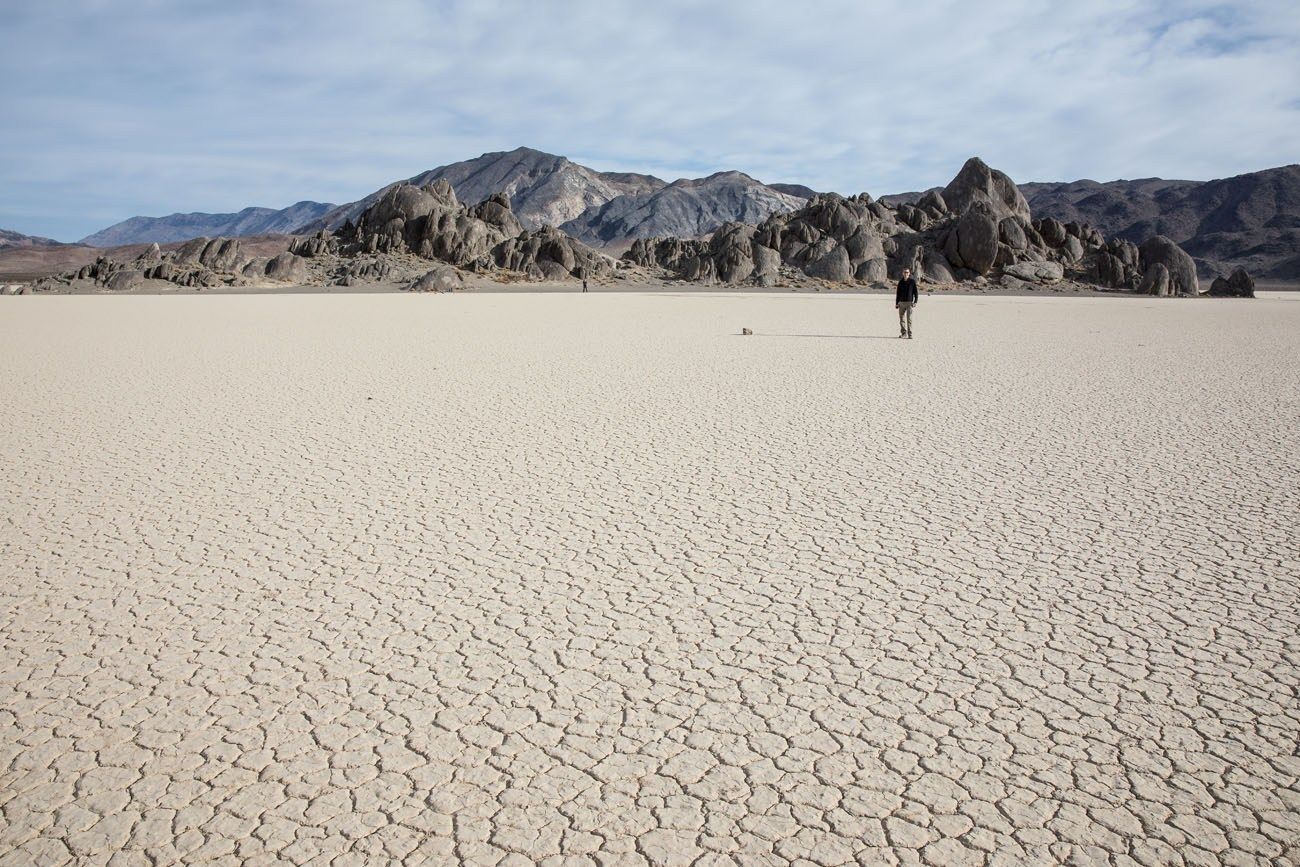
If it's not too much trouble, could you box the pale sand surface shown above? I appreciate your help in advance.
[1,294,1297,865]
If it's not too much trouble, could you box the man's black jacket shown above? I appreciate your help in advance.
[896,277,919,304]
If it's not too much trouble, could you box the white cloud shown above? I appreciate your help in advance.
[2,0,1297,239]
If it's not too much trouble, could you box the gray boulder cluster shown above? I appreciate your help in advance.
[48,236,315,291]
[311,179,614,282]
[623,157,1214,295]
[1208,267,1255,298]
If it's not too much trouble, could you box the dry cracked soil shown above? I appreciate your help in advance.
[1,292,1297,866]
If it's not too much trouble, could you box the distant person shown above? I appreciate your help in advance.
[582,278,588,293]
[896,268,918,339]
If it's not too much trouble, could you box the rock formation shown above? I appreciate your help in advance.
[1139,236,1199,296]
[329,180,614,281]
[621,158,1203,295]
[1208,267,1255,297]
[407,266,464,292]
[942,157,1032,222]
[560,171,806,247]
[1021,164,1300,278]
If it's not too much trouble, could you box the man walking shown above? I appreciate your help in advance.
[896,268,918,339]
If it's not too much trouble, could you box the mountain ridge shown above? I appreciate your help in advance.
[79,201,337,247]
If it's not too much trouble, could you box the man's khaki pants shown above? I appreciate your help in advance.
[898,302,914,336]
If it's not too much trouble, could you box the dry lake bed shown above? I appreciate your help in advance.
[1,293,1297,866]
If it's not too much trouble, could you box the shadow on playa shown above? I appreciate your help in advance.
[743,332,899,340]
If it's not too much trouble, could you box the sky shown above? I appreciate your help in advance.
[2,0,1298,241]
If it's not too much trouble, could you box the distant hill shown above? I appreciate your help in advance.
[1020,165,1300,278]
[300,147,810,248]
[79,201,336,247]
[66,149,1298,278]
[300,147,668,233]
[0,228,63,249]
[560,171,807,247]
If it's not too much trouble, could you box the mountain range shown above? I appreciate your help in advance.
[0,228,63,249]
[1019,166,1300,279]
[39,148,1300,279]
[77,201,337,247]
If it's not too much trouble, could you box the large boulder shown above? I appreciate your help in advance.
[134,243,162,267]
[999,218,1028,251]
[1138,236,1199,296]
[199,238,241,272]
[941,157,1032,221]
[106,269,144,292]
[264,252,309,283]
[917,189,949,218]
[172,237,211,267]
[492,225,612,279]
[1004,261,1064,284]
[1138,263,1171,296]
[804,244,853,281]
[752,245,781,286]
[407,266,463,292]
[943,203,1000,275]
[1208,267,1254,298]
[855,258,889,283]
[1060,235,1085,264]
[1035,218,1068,248]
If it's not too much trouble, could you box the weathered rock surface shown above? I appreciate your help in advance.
[942,157,1032,221]
[329,181,613,281]
[264,251,309,283]
[1139,235,1200,296]
[105,269,144,292]
[1004,260,1065,284]
[943,204,1001,275]
[1139,262,1171,296]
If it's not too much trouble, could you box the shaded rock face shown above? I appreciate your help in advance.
[943,204,1000,275]
[1208,267,1255,298]
[1139,235,1200,296]
[942,157,1032,221]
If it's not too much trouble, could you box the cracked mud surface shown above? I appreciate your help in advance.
[1,293,1297,866]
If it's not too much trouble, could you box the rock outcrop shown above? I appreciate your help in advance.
[331,180,614,281]
[407,266,464,292]
[1139,236,1200,296]
[1208,267,1255,298]
[264,251,308,283]
[942,157,1032,222]
[560,171,806,247]
[618,158,1202,295]
[1021,164,1300,278]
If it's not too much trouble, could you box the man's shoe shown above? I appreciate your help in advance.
[907,333,913,339]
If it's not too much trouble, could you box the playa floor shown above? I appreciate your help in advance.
[1,293,1297,866]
